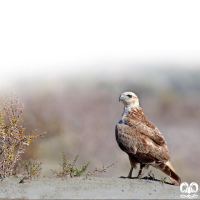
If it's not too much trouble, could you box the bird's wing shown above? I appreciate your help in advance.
[123,116,166,146]
[115,123,170,163]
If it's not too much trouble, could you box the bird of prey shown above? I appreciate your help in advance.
[115,91,181,185]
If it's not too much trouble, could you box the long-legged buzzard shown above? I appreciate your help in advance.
[115,91,181,185]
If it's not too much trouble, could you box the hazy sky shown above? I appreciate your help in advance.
[0,51,200,87]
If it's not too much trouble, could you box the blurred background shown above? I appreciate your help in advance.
[0,1,200,184]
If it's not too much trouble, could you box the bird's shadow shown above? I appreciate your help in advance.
[119,175,174,185]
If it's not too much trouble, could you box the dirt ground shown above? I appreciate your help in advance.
[0,176,190,199]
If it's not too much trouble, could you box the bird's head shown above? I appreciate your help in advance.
[119,91,139,107]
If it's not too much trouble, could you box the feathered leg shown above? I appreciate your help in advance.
[137,163,145,178]
[152,161,181,185]
[128,156,137,178]
[127,166,133,178]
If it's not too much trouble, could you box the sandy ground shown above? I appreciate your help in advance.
[0,176,197,199]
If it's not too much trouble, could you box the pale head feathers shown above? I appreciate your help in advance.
[119,91,139,107]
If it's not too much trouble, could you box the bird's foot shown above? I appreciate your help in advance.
[127,171,133,179]
[137,174,143,179]
[127,175,132,179]
[119,174,132,179]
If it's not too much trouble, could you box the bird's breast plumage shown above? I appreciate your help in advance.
[115,105,170,164]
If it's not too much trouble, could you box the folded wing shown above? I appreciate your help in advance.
[123,116,166,146]
[115,123,170,163]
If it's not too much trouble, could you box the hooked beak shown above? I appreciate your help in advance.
[119,94,125,102]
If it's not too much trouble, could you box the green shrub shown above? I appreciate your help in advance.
[51,151,90,178]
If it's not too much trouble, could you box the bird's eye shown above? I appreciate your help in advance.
[127,94,132,98]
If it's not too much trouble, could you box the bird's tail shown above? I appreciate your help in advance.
[152,161,181,186]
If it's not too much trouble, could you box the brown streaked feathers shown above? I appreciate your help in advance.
[115,91,181,185]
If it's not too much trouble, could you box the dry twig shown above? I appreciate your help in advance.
[85,161,118,179]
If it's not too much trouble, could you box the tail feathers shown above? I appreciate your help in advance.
[166,161,181,186]
[152,161,181,186]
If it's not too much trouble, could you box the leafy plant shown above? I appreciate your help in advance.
[51,151,90,178]
[22,156,42,179]
[0,93,43,178]
[161,176,167,184]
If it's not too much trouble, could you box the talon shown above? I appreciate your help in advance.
[127,174,132,178]
[137,174,143,179]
